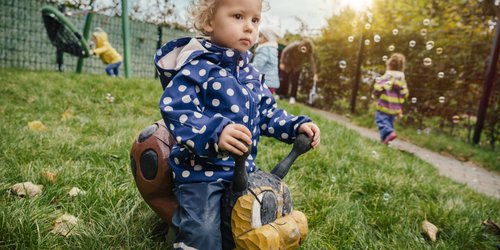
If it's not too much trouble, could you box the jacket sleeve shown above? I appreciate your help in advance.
[395,80,409,99]
[251,47,268,71]
[258,87,311,143]
[92,44,109,55]
[308,50,317,76]
[159,67,233,158]
[373,75,390,97]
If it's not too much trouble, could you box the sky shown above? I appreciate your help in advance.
[169,0,370,36]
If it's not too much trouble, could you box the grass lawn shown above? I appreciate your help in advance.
[1,68,499,249]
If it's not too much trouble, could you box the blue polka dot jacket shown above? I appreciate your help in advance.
[154,37,311,185]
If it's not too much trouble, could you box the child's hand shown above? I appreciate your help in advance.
[219,124,252,156]
[298,122,321,149]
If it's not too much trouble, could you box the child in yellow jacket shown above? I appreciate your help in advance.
[91,28,122,77]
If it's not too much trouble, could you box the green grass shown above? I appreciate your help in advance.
[348,107,500,173]
[1,68,499,249]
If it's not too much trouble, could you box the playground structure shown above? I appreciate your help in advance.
[0,0,191,78]
[41,1,131,77]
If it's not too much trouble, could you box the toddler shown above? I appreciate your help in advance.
[251,25,281,94]
[91,28,122,77]
[372,53,409,144]
[154,0,320,249]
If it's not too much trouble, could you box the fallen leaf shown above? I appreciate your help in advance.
[51,214,79,237]
[421,220,438,241]
[28,120,48,132]
[61,108,74,121]
[27,96,37,103]
[483,219,500,235]
[68,187,86,197]
[42,170,57,183]
[10,182,43,198]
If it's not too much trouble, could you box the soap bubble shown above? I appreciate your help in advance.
[438,72,445,78]
[436,47,443,54]
[452,115,460,124]
[374,34,381,43]
[450,68,457,74]
[420,28,427,36]
[411,97,417,103]
[388,45,395,51]
[365,23,371,30]
[423,57,433,66]
[382,55,388,61]
[339,60,347,69]
[392,29,399,35]
[383,192,390,201]
[348,36,354,42]
[423,18,431,26]
[426,41,435,50]
[364,39,370,46]
[409,40,416,47]
[439,96,445,103]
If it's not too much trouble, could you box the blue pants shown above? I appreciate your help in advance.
[105,61,122,77]
[172,180,229,250]
[375,110,395,141]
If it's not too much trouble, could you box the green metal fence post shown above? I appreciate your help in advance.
[121,0,131,78]
[76,7,94,73]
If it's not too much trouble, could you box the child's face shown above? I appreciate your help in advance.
[203,0,262,52]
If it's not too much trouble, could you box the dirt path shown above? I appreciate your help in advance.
[312,107,500,199]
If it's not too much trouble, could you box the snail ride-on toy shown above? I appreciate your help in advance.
[130,120,312,249]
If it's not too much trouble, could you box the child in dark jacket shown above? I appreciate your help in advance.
[154,0,320,249]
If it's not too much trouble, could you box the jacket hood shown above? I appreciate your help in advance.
[154,37,253,89]
[385,70,405,80]
[92,31,109,47]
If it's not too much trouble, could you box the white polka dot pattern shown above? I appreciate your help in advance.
[155,37,312,184]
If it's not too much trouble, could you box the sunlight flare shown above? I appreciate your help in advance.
[340,0,372,11]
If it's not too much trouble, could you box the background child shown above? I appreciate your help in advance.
[251,25,281,95]
[279,39,318,104]
[154,0,320,248]
[91,28,122,77]
[372,53,409,144]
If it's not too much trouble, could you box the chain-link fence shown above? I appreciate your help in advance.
[0,0,192,78]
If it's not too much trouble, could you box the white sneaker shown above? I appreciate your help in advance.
[289,97,296,104]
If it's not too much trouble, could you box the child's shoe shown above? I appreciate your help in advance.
[383,131,397,144]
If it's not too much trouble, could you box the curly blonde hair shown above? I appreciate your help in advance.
[386,53,406,71]
[190,0,218,36]
[190,0,267,36]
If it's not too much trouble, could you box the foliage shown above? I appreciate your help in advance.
[1,68,499,249]
[44,0,183,26]
[312,0,499,146]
